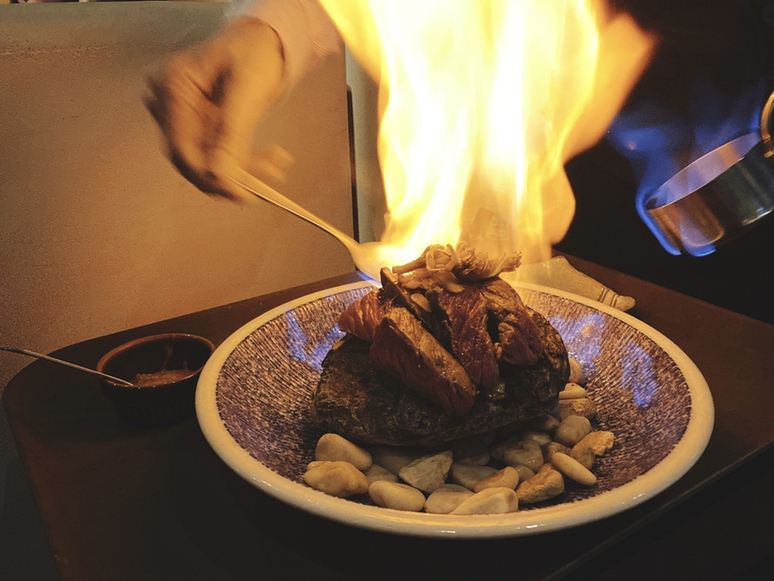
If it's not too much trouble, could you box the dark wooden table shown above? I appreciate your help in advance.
[4,257,774,581]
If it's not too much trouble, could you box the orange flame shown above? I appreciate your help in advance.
[320,0,655,266]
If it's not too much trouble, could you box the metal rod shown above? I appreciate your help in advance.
[0,346,135,387]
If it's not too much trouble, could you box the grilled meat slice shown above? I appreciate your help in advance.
[369,307,476,417]
[479,278,543,365]
[380,267,445,338]
[338,289,387,341]
[380,268,420,316]
[428,285,501,394]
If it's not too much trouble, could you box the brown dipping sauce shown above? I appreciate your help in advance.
[131,368,193,387]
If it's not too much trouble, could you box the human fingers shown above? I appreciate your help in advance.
[146,52,229,196]
[144,18,288,202]
[206,19,286,191]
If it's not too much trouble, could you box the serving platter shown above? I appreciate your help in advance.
[196,281,713,538]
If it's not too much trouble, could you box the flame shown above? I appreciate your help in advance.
[320,0,655,266]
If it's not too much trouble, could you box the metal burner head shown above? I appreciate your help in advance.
[643,92,774,256]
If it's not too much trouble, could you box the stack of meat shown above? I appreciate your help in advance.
[313,244,569,446]
[338,243,543,416]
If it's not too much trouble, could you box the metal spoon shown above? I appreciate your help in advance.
[0,346,134,387]
[226,167,406,282]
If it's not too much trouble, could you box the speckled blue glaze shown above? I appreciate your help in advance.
[214,285,691,506]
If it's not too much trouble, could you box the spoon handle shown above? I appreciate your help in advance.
[226,168,359,252]
[0,346,134,387]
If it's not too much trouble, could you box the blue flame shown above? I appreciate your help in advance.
[607,75,768,255]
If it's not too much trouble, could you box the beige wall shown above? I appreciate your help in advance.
[0,3,355,391]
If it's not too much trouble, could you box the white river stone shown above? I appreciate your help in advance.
[569,444,595,471]
[368,481,426,511]
[516,468,565,504]
[424,484,474,514]
[554,398,597,420]
[449,464,498,491]
[369,446,423,476]
[473,466,520,492]
[501,440,544,471]
[315,433,372,471]
[363,464,400,485]
[521,429,552,446]
[575,431,615,456]
[450,487,519,515]
[551,452,597,486]
[303,461,369,498]
[559,383,588,400]
[513,464,535,482]
[568,358,586,384]
[398,450,453,493]
[554,415,592,447]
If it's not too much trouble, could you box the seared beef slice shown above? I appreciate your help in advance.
[338,290,386,341]
[479,278,543,365]
[379,267,444,337]
[369,308,476,416]
[429,285,499,389]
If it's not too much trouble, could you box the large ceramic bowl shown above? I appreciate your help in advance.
[196,282,713,537]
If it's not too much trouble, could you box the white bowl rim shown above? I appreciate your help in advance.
[196,281,714,538]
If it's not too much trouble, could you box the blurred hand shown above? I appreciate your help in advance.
[146,17,292,202]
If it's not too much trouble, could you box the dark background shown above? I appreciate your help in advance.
[558,0,774,324]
